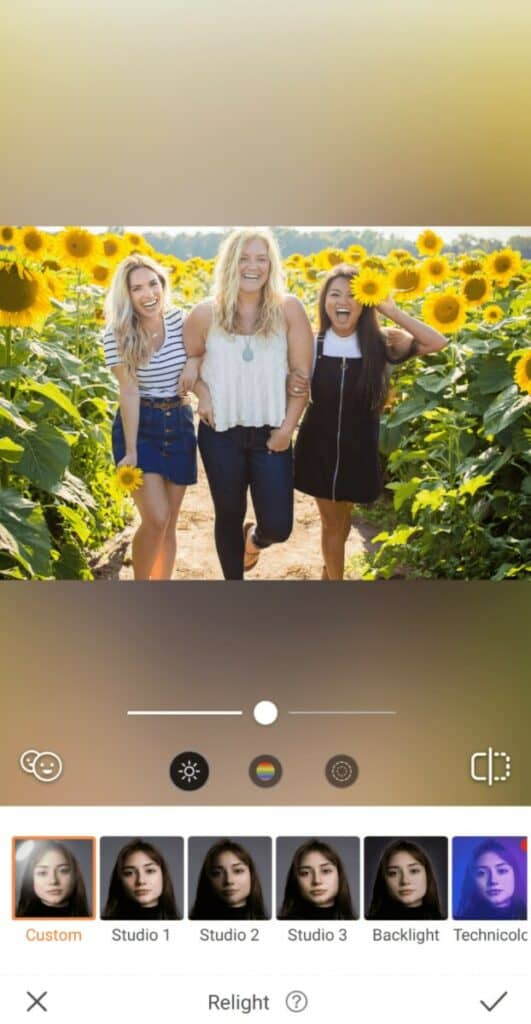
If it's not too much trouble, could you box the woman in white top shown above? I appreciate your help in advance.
[184,228,314,580]
[103,254,198,580]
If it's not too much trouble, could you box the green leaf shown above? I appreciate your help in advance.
[54,539,92,580]
[522,475,531,495]
[474,358,514,395]
[0,397,30,430]
[412,487,447,518]
[16,421,71,491]
[386,394,437,428]
[50,469,96,508]
[0,436,24,464]
[373,525,419,546]
[458,475,492,498]
[0,488,52,577]
[416,368,464,394]
[25,379,81,423]
[57,505,90,543]
[483,385,531,435]
[386,477,422,511]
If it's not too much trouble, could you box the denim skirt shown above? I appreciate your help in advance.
[112,398,197,485]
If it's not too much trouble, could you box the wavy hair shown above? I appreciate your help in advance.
[367,839,443,920]
[318,264,405,413]
[16,840,90,917]
[102,839,180,920]
[189,839,267,920]
[279,839,357,920]
[456,839,526,920]
[104,254,171,378]
[212,228,285,337]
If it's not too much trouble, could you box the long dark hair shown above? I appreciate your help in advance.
[16,840,90,917]
[367,840,443,920]
[103,839,179,920]
[456,839,526,920]
[279,839,357,920]
[189,840,267,920]
[318,264,396,413]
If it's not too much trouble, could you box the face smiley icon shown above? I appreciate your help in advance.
[20,750,39,773]
[19,749,63,782]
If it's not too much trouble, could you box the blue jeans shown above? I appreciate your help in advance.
[198,423,294,580]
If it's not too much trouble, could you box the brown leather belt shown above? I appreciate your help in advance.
[140,396,185,410]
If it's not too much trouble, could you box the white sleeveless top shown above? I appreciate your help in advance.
[201,323,288,432]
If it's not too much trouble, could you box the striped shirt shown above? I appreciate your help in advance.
[102,308,186,397]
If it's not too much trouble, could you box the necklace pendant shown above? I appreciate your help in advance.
[242,337,254,362]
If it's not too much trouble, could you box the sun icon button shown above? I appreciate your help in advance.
[170,751,209,792]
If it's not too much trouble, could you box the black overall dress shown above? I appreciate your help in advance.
[294,333,383,503]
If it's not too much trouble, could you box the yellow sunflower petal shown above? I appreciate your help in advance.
[115,465,144,493]
[513,350,531,395]
[416,229,444,256]
[483,304,504,324]
[461,274,492,308]
[0,261,52,328]
[422,288,468,334]
[351,269,389,307]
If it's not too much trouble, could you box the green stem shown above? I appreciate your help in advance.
[1,326,12,487]
[71,270,82,407]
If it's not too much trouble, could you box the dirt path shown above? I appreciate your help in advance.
[91,451,380,580]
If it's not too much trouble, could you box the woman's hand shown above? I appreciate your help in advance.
[197,391,215,429]
[287,369,310,398]
[267,425,292,453]
[376,297,401,319]
[117,449,137,468]
[179,357,200,395]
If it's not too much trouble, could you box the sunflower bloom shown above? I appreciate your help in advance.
[115,465,144,493]
[123,231,148,254]
[319,247,347,270]
[18,226,49,259]
[461,274,492,308]
[57,227,100,269]
[361,255,386,272]
[351,269,389,307]
[483,304,504,324]
[346,244,366,264]
[485,248,522,284]
[90,262,113,288]
[0,226,17,247]
[100,233,126,263]
[390,263,426,301]
[457,255,484,278]
[0,261,52,328]
[422,288,467,334]
[416,229,444,256]
[424,256,451,284]
[513,350,531,395]
[388,248,413,262]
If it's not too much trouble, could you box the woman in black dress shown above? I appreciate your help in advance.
[293,265,447,579]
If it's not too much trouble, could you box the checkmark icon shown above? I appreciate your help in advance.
[480,991,508,1012]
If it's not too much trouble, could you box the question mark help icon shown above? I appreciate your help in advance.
[285,991,308,1013]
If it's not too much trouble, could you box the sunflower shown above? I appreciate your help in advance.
[100,233,126,263]
[45,271,67,301]
[90,262,113,288]
[351,269,389,307]
[319,247,347,270]
[18,226,49,259]
[56,227,100,269]
[0,226,17,247]
[115,465,144,493]
[457,255,484,278]
[423,255,451,284]
[483,304,504,324]
[123,231,148,253]
[485,247,522,284]
[361,255,386,271]
[388,248,413,262]
[422,288,467,334]
[416,229,444,256]
[513,350,531,395]
[461,274,492,307]
[0,260,52,328]
[389,263,426,301]
[346,244,366,264]
[303,265,319,283]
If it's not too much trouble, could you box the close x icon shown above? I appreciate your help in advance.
[26,990,48,1012]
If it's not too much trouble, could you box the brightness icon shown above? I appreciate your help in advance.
[169,751,209,792]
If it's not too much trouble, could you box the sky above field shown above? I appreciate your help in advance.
[42,227,530,242]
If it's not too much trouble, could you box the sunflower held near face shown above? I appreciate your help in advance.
[115,465,144,494]
[513,350,531,395]
[351,269,390,307]
[422,288,467,334]
[0,260,52,329]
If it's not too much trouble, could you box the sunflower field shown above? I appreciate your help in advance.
[0,226,529,580]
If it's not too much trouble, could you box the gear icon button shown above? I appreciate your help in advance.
[325,754,359,788]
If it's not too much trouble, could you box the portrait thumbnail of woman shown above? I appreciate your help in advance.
[365,837,447,920]
[188,837,271,920]
[14,838,94,919]
[100,837,183,920]
[453,837,527,920]
[277,837,359,920]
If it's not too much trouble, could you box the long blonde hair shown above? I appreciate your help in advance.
[104,255,171,378]
[212,228,285,336]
